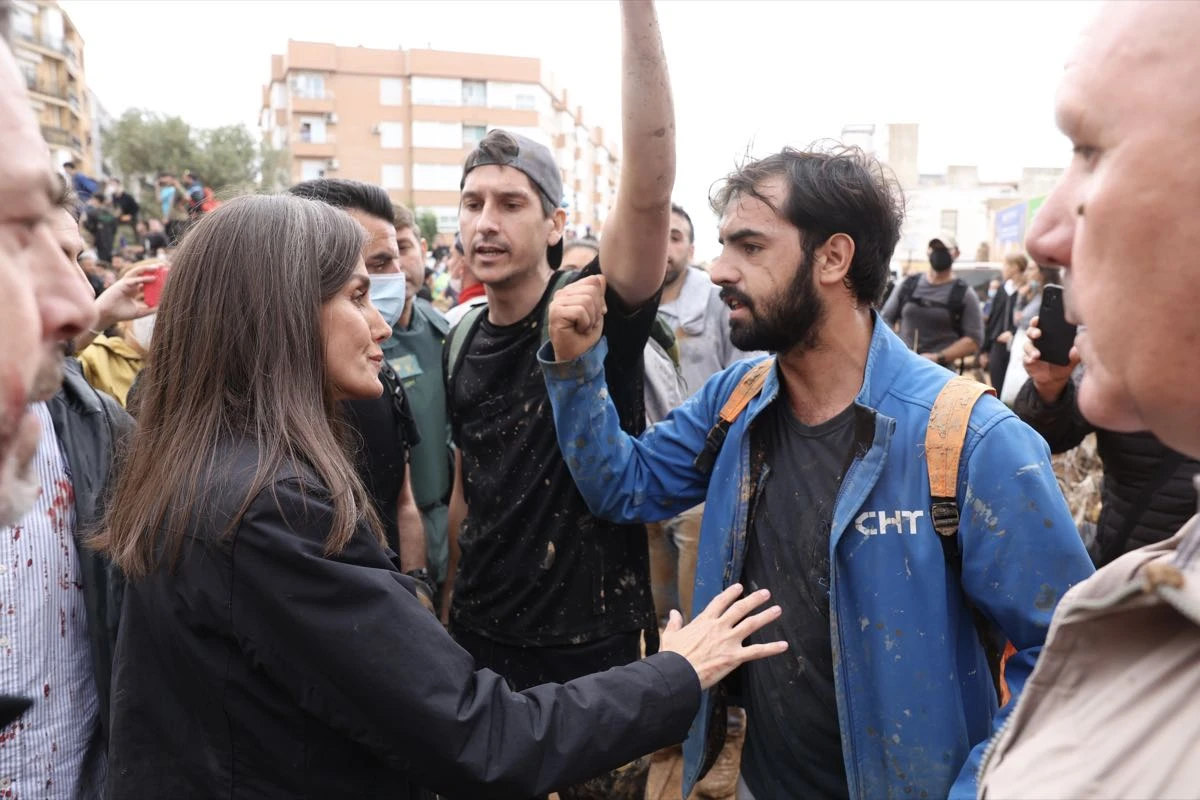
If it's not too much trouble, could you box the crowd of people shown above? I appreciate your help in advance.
[2,1,1200,799]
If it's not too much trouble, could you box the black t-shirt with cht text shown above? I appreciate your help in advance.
[447,259,658,646]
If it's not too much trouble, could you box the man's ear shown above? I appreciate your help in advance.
[549,208,567,246]
[815,232,855,285]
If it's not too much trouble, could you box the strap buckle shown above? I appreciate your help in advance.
[930,497,959,537]
[693,420,730,476]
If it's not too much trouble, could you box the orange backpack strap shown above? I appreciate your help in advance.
[925,377,996,536]
[925,377,1015,704]
[693,358,775,476]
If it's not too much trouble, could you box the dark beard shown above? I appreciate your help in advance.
[724,251,824,353]
[663,263,686,289]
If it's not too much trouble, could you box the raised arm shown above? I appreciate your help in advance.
[600,0,675,306]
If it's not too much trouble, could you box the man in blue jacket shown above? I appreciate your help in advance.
[537,145,1094,800]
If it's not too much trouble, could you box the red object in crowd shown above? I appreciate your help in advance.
[144,267,170,308]
[456,283,486,305]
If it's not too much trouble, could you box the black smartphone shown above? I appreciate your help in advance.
[1034,284,1078,366]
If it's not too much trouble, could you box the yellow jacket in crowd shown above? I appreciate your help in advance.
[78,334,144,408]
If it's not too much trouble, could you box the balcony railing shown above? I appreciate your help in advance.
[29,78,67,101]
[42,126,82,151]
[290,88,333,101]
[15,31,70,57]
[297,131,336,145]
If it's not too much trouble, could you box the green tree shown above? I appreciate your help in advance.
[103,110,194,210]
[416,210,439,246]
[103,109,286,208]
[190,125,260,196]
[257,143,291,193]
[105,109,193,180]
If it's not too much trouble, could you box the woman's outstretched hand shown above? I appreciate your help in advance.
[660,583,787,690]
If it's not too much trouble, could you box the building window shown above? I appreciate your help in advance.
[462,125,486,148]
[487,81,541,110]
[412,121,462,149]
[381,165,406,190]
[290,72,325,100]
[40,6,64,50]
[380,78,405,107]
[300,160,326,181]
[425,206,460,233]
[940,209,959,238]
[462,79,487,107]
[298,116,326,144]
[17,60,36,91]
[379,121,404,149]
[412,76,461,106]
[12,10,34,41]
[412,163,462,191]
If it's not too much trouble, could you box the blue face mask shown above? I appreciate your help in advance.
[369,273,407,327]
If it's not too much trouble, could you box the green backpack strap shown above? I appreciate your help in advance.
[444,304,489,390]
[649,314,681,367]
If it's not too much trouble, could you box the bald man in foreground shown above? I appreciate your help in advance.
[976,2,1200,795]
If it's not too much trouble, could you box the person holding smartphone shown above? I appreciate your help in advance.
[1015,312,1199,567]
[998,263,1063,403]
[91,194,787,799]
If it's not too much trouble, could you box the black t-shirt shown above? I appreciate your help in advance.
[447,259,658,646]
[342,364,420,554]
[740,399,868,800]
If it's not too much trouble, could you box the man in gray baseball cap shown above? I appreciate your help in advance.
[441,3,677,797]
[461,131,565,269]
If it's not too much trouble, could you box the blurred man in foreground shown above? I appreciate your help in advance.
[977,3,1200,794]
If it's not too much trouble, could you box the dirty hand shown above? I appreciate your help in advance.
[660,584,787,690]
[93,262,160,329]
[548,274,607,362]
[1023,316,1081,404]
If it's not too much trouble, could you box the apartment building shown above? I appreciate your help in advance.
[261,41,620,242]
[10,0,95,174]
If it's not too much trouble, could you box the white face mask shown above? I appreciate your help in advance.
[132,314,156,350]
[368,273,408,328]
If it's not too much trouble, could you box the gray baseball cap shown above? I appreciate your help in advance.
[461,129,564,268]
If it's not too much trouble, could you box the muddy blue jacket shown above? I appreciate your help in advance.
[539,317,1094,800]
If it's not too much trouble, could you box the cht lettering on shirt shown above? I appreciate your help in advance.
[855,509,926,536]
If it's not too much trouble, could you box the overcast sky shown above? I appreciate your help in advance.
[60,0,1097,259]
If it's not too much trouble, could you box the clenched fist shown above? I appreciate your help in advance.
[548,274,608,362]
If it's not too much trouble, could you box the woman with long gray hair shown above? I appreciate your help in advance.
[93,194,786,798]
